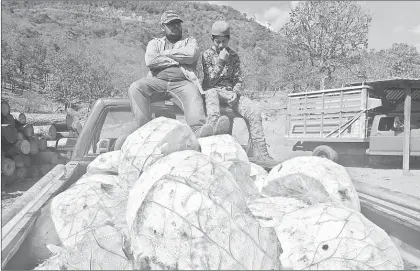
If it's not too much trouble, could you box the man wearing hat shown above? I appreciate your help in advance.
[128,10,218,138]
[201,20,274,160]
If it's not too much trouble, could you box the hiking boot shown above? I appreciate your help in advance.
[207,115,231,135]
[194,124,214,138]
[252,139,274,161]
[213,115,231,135]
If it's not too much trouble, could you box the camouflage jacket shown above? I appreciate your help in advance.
[201,47,244,94]
[145,36,203,94]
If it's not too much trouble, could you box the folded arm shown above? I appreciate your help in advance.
[145,39,179,70]
[161,37,200,65]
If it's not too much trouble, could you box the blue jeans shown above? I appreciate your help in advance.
[128,77,207,133]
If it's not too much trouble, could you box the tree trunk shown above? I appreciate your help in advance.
[13,154,25,168]
[56,138,77,150]
[10,112,26,125]
[33,125,57,140]
[14,139,31,155]
[2,124,18,145]
[23,155,31,167]
[24,113,73,131]
[56,131,79,138]
[1,100,10,116]
[2,114,16,128]
[15,167,27,180]
[33,151,59,165]
[38,138,48,151]
[27,165,40,178]
[2,158,15,176]
[21,124,34,138]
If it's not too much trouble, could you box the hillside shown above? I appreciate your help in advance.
[1,0,287,112]
[2,1,419,113]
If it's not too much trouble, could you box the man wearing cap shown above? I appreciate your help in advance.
[128,10,222,138]
[201,20,274,160]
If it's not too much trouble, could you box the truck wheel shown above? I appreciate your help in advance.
[312,145,339,163]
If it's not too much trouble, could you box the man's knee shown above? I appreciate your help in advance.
[128,79,148,98]
[239,96,261,118]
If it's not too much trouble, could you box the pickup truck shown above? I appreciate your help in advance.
[285,82,420,163]
[2,97,420,269]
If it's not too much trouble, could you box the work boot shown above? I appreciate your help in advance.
[207,115,231,135]
[194,124,214,138]
[252,138,274,161]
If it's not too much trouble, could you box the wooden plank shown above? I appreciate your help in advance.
[403,87,412,173]
[289,106,362,115]
[1,211,38,270]
[1,165,65,227]
[288,85,371,97]
[1,164,75,269]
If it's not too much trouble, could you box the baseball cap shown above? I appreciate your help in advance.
[211,21,230,36]
[161,10,183,24]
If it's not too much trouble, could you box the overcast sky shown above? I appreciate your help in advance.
[207,1,420,52]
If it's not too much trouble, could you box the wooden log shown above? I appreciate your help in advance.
[15,167,27,180]
[56,138,77,150]
[24,113,73,131]
[46,140,57,149]
[56,131,79,138]
[13,155,25,168]
[1,101,10,116]
[33,125,57,140]
[29,139,40,155]
[33,151,59,165]
[27,165,40,178]
[23,155,31,167]
[72,121,83,134]
[37,138,47,151]
[2,114,15,128]
[16,132,24,141]
[1,124,18,145]
[2,172,16,185]
[10,113,26,125]
[21,124,34,138]
[1,158,15,176]
[14,139,31,155]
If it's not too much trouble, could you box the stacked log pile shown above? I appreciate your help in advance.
[1,99,81,190]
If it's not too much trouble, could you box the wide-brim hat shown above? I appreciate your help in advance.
[161,10,183,24]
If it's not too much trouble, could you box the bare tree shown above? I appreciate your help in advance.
[281,1,372,90]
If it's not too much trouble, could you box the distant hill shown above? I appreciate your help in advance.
[1,0,287,106]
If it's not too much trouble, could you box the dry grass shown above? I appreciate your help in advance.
[1,88,65,113]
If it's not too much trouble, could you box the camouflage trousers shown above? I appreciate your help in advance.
[204,88,265,143]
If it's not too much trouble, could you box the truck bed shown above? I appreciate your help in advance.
[285,85,381,142]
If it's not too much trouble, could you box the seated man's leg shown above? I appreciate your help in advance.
[128,77,167,127]
[236,95,273,160]
[205,88,230,135]
[168,81,213,138]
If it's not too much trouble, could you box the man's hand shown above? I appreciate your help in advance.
[219,48,230,62]
[227,91,239,107]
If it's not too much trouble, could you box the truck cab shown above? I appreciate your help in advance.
[368,113,420,156]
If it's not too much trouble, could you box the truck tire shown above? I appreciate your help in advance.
[312,145,339,163]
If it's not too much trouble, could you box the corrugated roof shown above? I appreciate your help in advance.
[347,78,420,102]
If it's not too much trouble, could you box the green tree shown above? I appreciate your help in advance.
[281,1,372,90]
